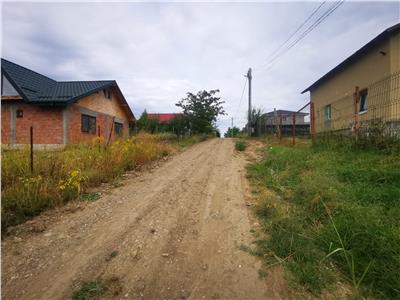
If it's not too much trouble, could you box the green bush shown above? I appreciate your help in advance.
[235,140,247,151]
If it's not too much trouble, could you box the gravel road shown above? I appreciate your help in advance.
[2,138,289,300]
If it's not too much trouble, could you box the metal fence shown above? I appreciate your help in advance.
[313,71,400,137]
[256,104,311,145]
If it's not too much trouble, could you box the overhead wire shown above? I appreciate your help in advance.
[262,1,327,67]
[234,77,248,121]
[261,1,345,72]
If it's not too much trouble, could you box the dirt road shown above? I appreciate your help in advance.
[2,139,288,300]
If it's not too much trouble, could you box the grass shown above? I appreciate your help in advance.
[235,140,247,151]
[1,133,210,232]
[72,280,108,300]
[80,192,101,202]
[247,138,400,298]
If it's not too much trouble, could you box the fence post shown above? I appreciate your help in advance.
[292,112,296,146]
[30,126,34,173]
[310,102,316,144]
[279,113,283,142]
[353,86,360,136]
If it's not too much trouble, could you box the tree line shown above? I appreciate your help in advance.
[136,89,224,137]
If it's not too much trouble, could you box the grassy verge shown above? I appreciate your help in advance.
[1,133,210,231]
[247,138,400,298]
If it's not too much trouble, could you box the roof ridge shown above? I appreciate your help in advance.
[1,58,57,83]
[57,80,115,83]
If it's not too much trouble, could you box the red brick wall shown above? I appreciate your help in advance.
[68,104,129,144]
[1,102,64,145]
[1,100,130,146]
[1,104,11,144]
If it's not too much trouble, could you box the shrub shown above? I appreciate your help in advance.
[235,140,247,151]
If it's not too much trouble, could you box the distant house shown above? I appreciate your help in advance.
[147,113,181,123]
[262,110,308,125]
[1,58,135,148]
[302,23,400,133]
[260,109,310,136]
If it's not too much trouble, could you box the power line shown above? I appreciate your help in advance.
[234,77,247,121]
[263,1,327,67]
[261,1,345,72]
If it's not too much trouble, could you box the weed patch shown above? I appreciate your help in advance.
[72,279,107,300]
[80,193,101,202]
[235,140,247,151]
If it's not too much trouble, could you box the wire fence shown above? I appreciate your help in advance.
[313,71,400,137]
[256,103,310,145]
[255,71,400,146]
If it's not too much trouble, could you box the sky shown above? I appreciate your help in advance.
[1,1,399,134]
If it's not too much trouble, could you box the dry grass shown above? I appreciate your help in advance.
[1,133,207,231]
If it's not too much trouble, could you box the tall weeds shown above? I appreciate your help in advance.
[1,133,199,231]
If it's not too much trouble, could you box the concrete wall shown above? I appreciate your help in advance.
[309,33,400,132]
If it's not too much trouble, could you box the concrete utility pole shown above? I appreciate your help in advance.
[246,68,252,136]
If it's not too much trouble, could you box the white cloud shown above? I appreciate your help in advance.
[1,1,399,134]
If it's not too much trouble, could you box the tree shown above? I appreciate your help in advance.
[224,126,240,138]
[250,107,264,137]
[136,110,159,133]
[167,114,190,136]
[176,89,225,134]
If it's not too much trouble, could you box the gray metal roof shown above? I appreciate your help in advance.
[1,58,135,121]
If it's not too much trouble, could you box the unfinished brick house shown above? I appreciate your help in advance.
[1,58,135,148]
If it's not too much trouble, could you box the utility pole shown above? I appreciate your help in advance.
[231,117,234,137]
[246,68,252,136]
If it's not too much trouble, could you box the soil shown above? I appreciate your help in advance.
[2,138,291,300]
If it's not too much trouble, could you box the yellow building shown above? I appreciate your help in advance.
[302,23,400,133]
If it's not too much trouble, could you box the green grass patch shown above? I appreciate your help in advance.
[248,140,400,298]
[72,279,108,300]
[235,140,247,151]
[80,192,101,202]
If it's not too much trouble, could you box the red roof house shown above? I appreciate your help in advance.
[147,113,181,124]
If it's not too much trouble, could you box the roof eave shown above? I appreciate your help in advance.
[1,66,31,102]
[301,22,400,94]
[66,81,116,104]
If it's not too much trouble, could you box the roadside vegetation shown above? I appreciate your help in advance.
[247,137,400,299]
[235,140,247,151]
[72,279,108,300]
[1,133,209,232]
[137,89,225,137]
